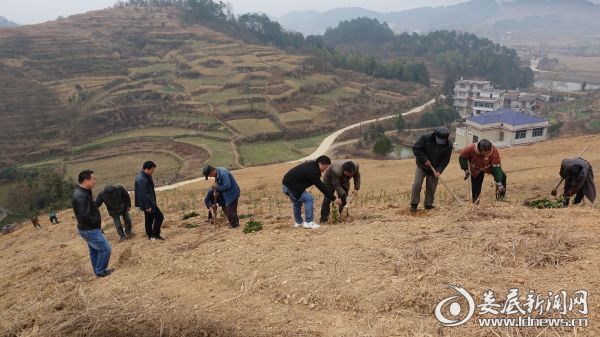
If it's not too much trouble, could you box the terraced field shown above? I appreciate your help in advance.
[0,5,429,185]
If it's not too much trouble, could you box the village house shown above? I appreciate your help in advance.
[454,109,550,149]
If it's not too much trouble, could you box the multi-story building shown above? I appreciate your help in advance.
[473,88,505,115]
[453,78,494,117]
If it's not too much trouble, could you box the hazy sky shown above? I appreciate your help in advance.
[1,0,468,25]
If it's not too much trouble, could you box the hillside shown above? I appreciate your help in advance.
[0,16,18,28]
[0,5,428,172]
[280,0,600,47]
[1,135,599,336]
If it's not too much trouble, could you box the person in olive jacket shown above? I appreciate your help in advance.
[72,170,113,278]
[410,127,453,213]
[96,185,132,241]
[282,155,339,229]
[134,161,164,240]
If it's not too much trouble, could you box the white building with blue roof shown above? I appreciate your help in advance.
[455,109,550,149]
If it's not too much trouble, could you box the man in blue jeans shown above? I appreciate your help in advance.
[135,161,165,240]
[282,155,340,229]
[72,170,113,278]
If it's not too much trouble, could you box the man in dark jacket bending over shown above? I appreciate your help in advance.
[282,155,339,229]
[410,127,453,213]
[96,185,132,241]
[72,170,113,277]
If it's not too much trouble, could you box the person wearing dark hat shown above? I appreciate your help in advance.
[134,161,165,240]
[282,155,339,229]
[459,139,507,203]
[202,165,240,228]
[559,157,596,207]
[410,127,453,213]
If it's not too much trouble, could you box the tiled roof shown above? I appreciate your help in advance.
[468,109,548,126]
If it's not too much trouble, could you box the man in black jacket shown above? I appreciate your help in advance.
[410,127,453,213]
[134,161,165,240]
[72,170,113,278]
[282,155,339,229]
[96,185,132,241]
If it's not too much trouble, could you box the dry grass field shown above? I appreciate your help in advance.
[1,135,600,337]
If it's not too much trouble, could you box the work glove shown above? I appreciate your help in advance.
[496,182,506,199]
[463,170,470,180]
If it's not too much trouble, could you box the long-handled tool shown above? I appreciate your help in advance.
[427,162,464,205]
[550,144,589,196]
[340,194,353,222]
[210,190,219,227]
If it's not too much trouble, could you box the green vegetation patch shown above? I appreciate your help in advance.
[525,198,564,209]
[243,220,263,234]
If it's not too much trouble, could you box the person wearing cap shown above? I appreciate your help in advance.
[319,160,361,223]
[410,127,453,213]
[134,161,165,240]
[459,139,507,203]
[282,155,339,229]
[202,165,240,228]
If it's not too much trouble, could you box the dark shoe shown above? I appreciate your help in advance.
[119,236,126,242]
[229,224,239,229]
[425,205,435,210]
[154,236,166,240]
[410,204,418,213]
[96,269,114,278]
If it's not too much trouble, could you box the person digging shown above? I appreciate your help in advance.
[202,165,241,229]
[410,127,453,213]
[204,187,226,222]
[459,139,507,203]
[320,160,360,223]
[282,155,340,229]
[556,157,596,207]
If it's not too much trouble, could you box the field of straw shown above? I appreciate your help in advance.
[1,135,600,337]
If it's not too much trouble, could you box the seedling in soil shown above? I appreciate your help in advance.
[243,220,263,233]
[184,223,199,229]
[330,201,339,224]
[182,211,200,220]
[525,197,565,209]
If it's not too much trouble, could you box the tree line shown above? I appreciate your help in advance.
[324,17,534,91]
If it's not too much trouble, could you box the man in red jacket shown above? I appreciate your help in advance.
[459,139,507,203]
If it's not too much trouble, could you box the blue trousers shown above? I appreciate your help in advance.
[78,229,112,276]
[282,185,314,224]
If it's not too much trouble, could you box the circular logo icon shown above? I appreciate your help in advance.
[435,285,475,327]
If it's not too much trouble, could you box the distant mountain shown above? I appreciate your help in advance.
[0,16,18,27]
[280,0,600,46]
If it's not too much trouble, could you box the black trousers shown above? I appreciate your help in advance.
[225,199,239,228]
[207,206,227,219]
[144,206,164,238]
[320,185,348,222]
[471,172,507,202]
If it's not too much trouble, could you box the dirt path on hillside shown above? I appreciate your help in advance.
[288,97,438,163]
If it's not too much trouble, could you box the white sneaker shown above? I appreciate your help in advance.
[304,221,321,229]
[294,222,303,228]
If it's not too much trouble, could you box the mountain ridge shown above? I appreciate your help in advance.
[279,0,600,46]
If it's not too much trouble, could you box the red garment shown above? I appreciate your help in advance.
[460,143,501,176]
